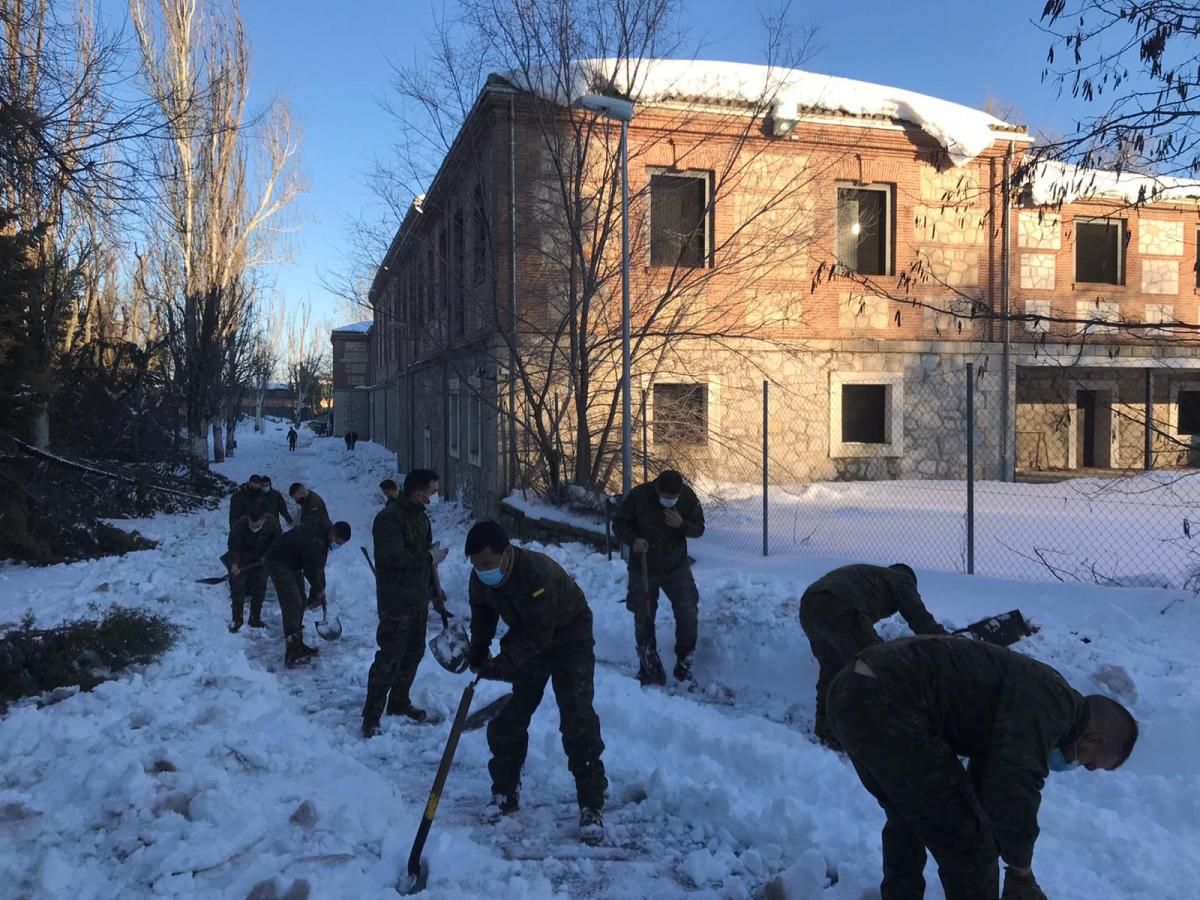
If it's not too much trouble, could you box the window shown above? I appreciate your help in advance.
[473,185,488,285]
[468,377,482,466]
[829,373,904,458]
[448,378,461,458]
[652,383,708,446]
[438,226,449,321]
[423,423,432,467]
[837,184,893,276]
[841,385,887,443]
[650,173,708,268]
[1075,218,1125,285]
[1179,391,1200,436]
[453,207,465,335]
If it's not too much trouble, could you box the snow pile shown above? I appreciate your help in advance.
[501,58,1022,167]
[1028,160,1200,206]
[2,428,1199,898]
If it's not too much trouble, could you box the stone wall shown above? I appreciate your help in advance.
[1137,219,1184,256]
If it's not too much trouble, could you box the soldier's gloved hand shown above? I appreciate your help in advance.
[631,538,649,554]
[431,590,450,618]
[430,545,449,565]
[306,589,326,611]
[1002,867,1047,900]
[476,655,514,682]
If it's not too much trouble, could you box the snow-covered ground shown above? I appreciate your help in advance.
[1,423,1198,899]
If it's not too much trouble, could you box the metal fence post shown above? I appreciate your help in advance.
[641,388,649,484]
[966,363,975,575]
[1144,369,1153,471]
[763,380,769,557]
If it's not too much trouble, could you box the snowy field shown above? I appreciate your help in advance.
[1,424,1199,898]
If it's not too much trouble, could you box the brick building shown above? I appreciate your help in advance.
[362,59,1200,512]
[331,321,373,438]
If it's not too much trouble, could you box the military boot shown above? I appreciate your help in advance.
[385,699,428,722]
[284,635,311,668]
[578,807,605,844]
[229,619,243,634]
[362,719,382,739]
[485,790,520,820]
[673,654,694,683]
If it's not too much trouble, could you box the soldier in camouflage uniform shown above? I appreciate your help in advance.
[258,475,293,526]
[289,482,330,527]
[465,521,608,841]
[827,636,1138,900]
[612,470,705,685]
[361,469,448,736]
[228,474,265,527]
[225,510,280,631]
[265,517,351,667]
[800,563,946,747]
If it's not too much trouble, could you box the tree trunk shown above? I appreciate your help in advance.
[212,419,225,463]
[31,404,50,451]
[254,392,264,432]
[224,408,237,456]
[189,417,210,464]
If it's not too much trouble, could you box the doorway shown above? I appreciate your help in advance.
[1074,388,1113,468]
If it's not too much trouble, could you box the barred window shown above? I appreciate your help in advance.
[653,383,708,446]
[650,174,708,268]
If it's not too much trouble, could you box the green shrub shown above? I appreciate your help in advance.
[0,605,179,705]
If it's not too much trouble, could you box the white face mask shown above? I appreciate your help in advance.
[249,523,264,533]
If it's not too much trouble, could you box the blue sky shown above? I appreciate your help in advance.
[104,1,1088,326]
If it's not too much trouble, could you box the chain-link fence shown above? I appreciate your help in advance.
[653,362,1200,590]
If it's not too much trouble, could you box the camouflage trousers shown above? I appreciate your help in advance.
[625,563,699,661]
[265,561,307,640]
[229,565,269,624]
[488,638,608,810]
[362,605,429,723]
[827,666,1000,900]
[798,590,883,739]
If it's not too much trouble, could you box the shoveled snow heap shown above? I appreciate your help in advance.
[500,58,1023,167]
[1028,159,1200,206]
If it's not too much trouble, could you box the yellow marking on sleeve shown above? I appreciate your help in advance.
[531,588,545,598]
[425,792,440,819]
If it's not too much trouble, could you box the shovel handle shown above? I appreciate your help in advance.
[361,546,376,575]
[639,551,649,593]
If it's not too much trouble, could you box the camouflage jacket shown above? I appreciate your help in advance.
[259,489,293,525]
[613,482,705,575]
[372,498,435,615]
[266,518,331,594]
[297,489,330,527]
[228,484,265,527]
[802,564,945,635]
[858,636,1087,869]
[468,548,593,676]
[226,515,281,567]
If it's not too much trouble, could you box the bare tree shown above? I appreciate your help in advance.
[377,0,821,495]
[130,0,302,465]
[283,300,329,424]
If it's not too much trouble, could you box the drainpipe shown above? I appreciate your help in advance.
[508,92,519,496]
[1000,141,1014,481]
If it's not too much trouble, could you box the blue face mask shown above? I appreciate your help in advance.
[1049,746,1080,773]
[476,566,504,587]
[659,496,678,509]
[262,486,271,494]
[329,542,341,552]
[249,523,264,534]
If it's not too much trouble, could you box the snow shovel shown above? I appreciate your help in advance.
[197,556,264,585]
[953,609,1033,647]
[429,610,471,674]
[314,600,342,641]
[401,675,481,894]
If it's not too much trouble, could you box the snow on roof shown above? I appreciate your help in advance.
[266,381,290,392]
[1027,160,1200,207]
[500,59,1024,167]
[333,320,373,334]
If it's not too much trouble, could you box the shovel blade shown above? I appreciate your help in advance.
[430,619,471,673]
[464,692,512,731]
[400,857,428,894]
[315,614,342,641]
[957,609,1032,647]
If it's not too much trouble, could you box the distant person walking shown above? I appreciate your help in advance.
[344,431,352,451]
[350,430,360,450]
[287,427,298,452]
